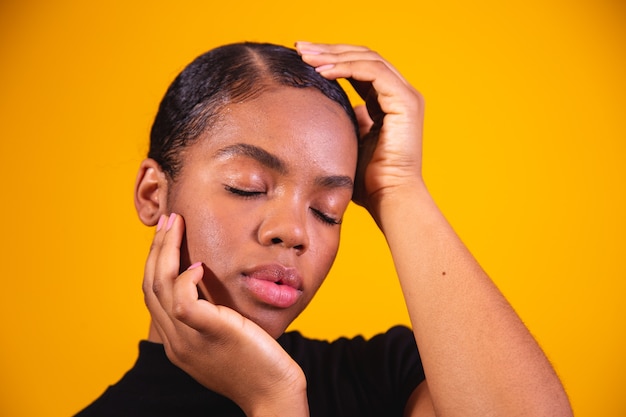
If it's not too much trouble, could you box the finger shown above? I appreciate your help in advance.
[319,59,421,117]
[297,45,406,87]
[143,214,167,307]
[145,213,185,341]
[143,214,179,344]
[354,105,374,138]
[298,49,414,115]
[171,264,249,338]
[295,41,370,54]
[142,215,168,306]
[300,50,397,77]
[170,263,219,331]
[152,213,184,310]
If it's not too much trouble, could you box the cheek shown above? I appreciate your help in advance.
[309,229,341,281]
[182,210,243,271]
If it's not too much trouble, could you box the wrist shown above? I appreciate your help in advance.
[367,179,432,227]
[244,368,309,417]
[246,389,309,417]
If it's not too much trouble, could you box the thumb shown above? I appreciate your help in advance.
[354,105,373,139]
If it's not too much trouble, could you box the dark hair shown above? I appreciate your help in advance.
[149,42,359,179]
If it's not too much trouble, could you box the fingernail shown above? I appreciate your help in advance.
[156,215,166,231]
[315,64,335,72]
[187,262,202,270]
[166,213,176,231]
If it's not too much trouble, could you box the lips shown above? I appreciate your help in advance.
[242,264,303,308]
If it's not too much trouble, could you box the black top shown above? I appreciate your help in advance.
[76,326,424,417]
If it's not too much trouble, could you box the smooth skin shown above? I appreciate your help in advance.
[135,42,573,417]
[138,87,357,339]
[135,86,357,416]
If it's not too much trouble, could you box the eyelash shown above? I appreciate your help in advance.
[311,208,342,226]
[225,185,263,199]
[225,186,341,226]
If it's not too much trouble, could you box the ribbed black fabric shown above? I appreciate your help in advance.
[75,326,424,417]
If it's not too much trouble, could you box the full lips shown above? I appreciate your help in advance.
[243,275,302,308]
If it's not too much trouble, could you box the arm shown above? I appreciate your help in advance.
[143,213,309,417]
[296,42,572,416]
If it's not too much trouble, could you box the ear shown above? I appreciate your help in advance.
[134,158,169,226]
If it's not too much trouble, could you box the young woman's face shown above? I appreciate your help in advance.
[166,87,358,338]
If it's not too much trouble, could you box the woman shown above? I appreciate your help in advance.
[76,41,572,416]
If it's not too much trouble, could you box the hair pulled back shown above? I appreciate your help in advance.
[149,42,359,179]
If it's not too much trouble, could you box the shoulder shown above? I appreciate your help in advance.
[279,325,418,357]
[279,326,424,416]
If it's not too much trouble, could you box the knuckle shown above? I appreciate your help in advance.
[141,278,150,295]
[151,279,163,297]
[141,282,152,303]
[148,236,162,255]
[369,50,383,60]
[171,299,190,321]
[372,59,387,70]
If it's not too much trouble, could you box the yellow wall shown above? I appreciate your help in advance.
[0,1,624,415]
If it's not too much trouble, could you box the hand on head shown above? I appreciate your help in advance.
[295,42,426,215]
[140,41,428,416]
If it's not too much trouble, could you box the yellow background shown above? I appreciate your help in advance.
[0,0,624,415]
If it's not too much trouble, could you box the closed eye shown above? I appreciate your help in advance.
[311,208,342,226]
[226,185,341,225]
[225,185,264,198]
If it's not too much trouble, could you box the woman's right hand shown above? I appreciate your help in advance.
[143,213,310,417]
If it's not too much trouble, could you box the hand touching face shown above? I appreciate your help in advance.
[163,86,357,337]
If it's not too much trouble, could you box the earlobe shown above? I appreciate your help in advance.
[134,158,169,226]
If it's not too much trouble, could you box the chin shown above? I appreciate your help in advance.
[246,309,297,339]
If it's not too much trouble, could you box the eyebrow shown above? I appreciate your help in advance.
[214,143,354,190]
[214,143,287,174]
[315,175,354,190]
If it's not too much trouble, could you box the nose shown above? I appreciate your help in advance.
[258,201,309,254]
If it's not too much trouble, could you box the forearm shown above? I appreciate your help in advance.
[375,183,572,416]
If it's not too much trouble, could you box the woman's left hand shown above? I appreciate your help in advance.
[295,42,426,218]
[297,42,574,417]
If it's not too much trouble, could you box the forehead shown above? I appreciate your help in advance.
[186,87,358,174]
